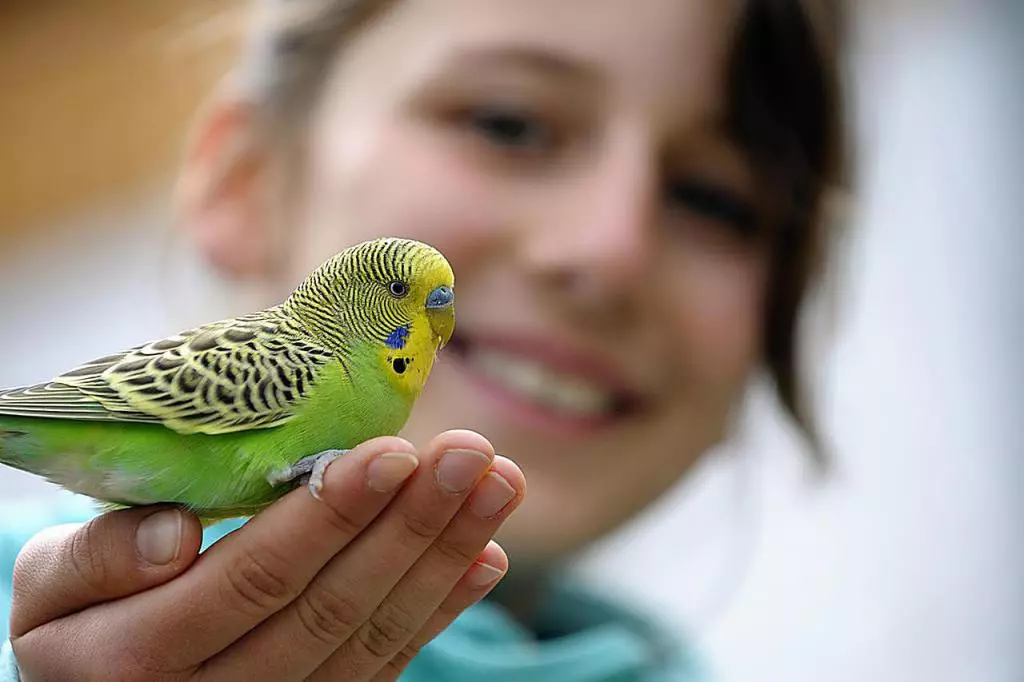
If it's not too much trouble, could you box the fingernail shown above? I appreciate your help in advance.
[136,509,182,565]
[366,452,419,492]
[468,472,516,518]
[436,449,491,493]
[466,561,506,588]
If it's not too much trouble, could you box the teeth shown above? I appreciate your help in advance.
[467,347,614,416]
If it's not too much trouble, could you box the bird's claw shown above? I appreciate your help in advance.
[268,449,349,501]
[306,450,347,500]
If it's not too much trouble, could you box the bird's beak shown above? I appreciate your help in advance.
[425,285,455,350]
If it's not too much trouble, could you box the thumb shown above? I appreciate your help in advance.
[9,505,202,637]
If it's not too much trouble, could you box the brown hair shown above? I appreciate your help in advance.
[232,0,850,468]
[727,1,850,468]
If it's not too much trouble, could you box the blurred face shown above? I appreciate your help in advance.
[282,0,769,564]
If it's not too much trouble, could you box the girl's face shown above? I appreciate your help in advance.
[272,0,769,564]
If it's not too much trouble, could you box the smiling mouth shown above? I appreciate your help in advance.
[446,334,643,425]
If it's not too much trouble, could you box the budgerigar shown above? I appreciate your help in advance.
[0,237,455,522]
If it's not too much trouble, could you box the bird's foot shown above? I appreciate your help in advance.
[267,449,350,501]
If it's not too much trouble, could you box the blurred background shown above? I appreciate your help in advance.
[0,2,1020,681]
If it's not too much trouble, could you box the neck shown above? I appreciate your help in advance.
[377,315,440,404]
[281,294,349,354]
[485,563,559,633]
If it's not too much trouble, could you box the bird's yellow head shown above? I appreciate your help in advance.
[287,237,455,399]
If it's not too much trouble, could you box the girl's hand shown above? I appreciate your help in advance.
[9,430,524,681]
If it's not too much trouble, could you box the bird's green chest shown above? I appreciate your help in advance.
[200,355,411,515]
[281,355,413,451]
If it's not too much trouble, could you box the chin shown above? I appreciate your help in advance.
[491,512,589,570]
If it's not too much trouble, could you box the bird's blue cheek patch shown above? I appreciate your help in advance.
[384,325,410,350]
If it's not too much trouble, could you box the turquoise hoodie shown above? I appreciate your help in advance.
[0,494,707,681]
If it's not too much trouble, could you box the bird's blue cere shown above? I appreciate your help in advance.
[384,325,410,350]
[425,285,454,309]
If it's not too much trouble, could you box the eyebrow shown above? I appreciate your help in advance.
[438,44,603,85]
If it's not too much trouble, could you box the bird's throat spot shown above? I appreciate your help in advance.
[391,357,412,375]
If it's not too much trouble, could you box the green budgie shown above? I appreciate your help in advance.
[0,237,455,522]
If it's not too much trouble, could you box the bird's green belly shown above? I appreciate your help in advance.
[0,370,412,517]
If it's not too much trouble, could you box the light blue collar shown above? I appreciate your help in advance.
[403,575,707,681]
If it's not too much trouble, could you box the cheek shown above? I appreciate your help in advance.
[666,251,767,389]
[301,122,503,275]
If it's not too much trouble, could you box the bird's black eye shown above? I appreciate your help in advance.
[388,280,409,298]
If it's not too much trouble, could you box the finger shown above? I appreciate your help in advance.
[124,436,421,668]
[370,541,509,682]
[9,505,202,637]
[204,429,496,681]
[314,454,524,682]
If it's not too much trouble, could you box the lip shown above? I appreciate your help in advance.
[442,330,648,435]
[454,332,640,391]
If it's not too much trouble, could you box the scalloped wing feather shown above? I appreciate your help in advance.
[0,309,335,435]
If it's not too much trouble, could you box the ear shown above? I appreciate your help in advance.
[175,92,283,279]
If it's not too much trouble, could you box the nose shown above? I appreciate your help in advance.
[521,131,657,314]
[425,285,454,309]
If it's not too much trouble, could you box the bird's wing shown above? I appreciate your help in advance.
[0,309,335,435]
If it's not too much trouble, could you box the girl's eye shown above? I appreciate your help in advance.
[388,280,409,298]
[464,105,554,151]
[666,178,758,238]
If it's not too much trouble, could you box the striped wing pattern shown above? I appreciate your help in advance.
[0,308,335,435]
